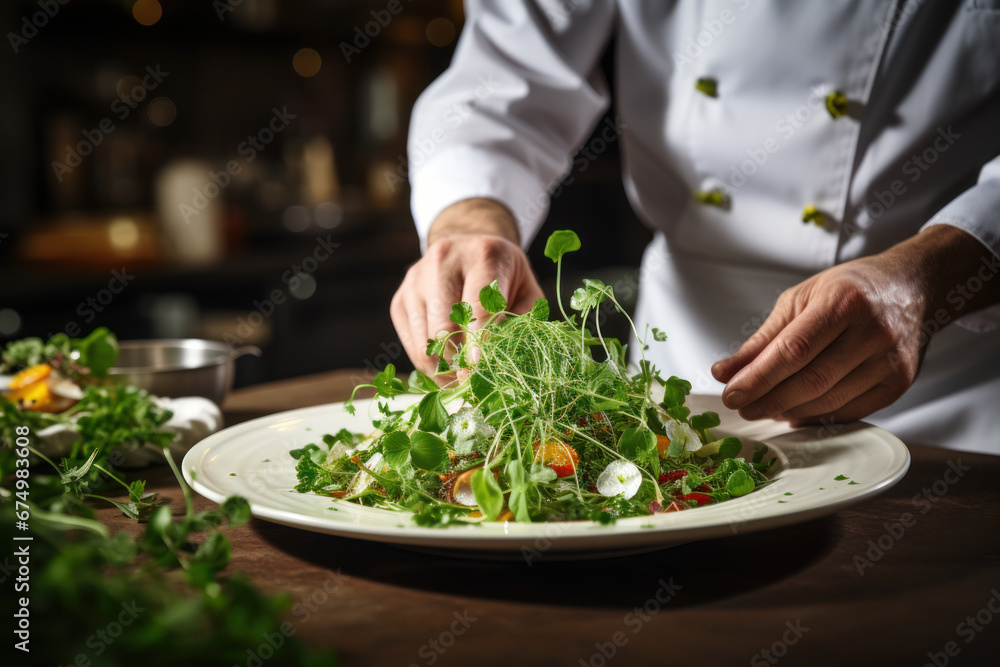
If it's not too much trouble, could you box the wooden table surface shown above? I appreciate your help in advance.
[98,370,1000,667]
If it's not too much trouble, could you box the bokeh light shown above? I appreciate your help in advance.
[281,205,311,233]
[147,97,177,126]
[108,218,140,251]
[0,309,22,337]
[289,272,317,300]
[132,0,162,27]
[426,18,456,47]
[116,75,143,100]
[293,48,322,78]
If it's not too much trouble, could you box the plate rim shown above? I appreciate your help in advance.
[183,396,911,551]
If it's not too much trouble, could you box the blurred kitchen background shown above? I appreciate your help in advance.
[0,0,649,387]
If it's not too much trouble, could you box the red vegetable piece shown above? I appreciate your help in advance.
[658,469,688,484]
[680,492,713,507]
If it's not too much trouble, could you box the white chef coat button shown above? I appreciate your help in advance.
[694,187,730,209]
[695,77,718,98]
[802,205,827,227]
[825,91,849,119]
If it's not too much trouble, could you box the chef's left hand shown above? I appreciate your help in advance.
[711,225,1000,426]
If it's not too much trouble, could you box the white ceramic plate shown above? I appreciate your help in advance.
[183,395,909,556]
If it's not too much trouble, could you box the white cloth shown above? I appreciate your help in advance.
[36,396,223,468]
[407,0,1000,453]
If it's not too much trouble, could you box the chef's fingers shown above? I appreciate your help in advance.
[737,323,884,419]
[784,373,903,427]
[509,287,546,318]
[508,262,545,316]
[390,290,433,375]
[712,293,796,383]
[722,301,850,410]
[428,270,467,374]
[777,354,895,422]
[457,238,531,333]
[390,257,464,376]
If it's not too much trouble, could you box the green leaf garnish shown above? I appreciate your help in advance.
[530,298,550,321]
[471,467,503,521]
[450,302,474,326]
[543,229,581,263]
[726,469,755,497]
[479,280,507,314]
[381,431,411,469]
[409,431,449,471]
[570,278,612,312]
[417,392,448,434]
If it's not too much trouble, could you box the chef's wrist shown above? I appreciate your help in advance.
[886,225,1000,322]
[426,198,521,248]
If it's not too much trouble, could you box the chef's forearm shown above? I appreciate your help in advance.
[426,198,521,248]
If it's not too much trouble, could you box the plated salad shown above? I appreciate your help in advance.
[291,230,773,525]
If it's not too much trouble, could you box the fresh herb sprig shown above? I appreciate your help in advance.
[1,326,119,382]
[0,330,333,664]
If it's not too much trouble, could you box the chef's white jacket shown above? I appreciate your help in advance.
[406,0,1000,453]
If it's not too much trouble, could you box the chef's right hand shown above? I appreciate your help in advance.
[390,198,544,377]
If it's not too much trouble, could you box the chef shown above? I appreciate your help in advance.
[390,0,1000,454]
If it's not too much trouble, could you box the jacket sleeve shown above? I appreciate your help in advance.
[407,0,616,251]
[921,154,1000,332]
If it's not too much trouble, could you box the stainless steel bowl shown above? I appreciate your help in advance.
[108,339,261,405]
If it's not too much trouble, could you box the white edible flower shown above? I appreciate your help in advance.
[665,420,703,452]
[448,408,495,455]
[596,460,642,499]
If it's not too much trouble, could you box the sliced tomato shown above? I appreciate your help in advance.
[533,440,579,478]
